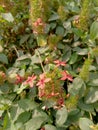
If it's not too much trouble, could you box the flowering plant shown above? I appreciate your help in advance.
[0,0,98,130]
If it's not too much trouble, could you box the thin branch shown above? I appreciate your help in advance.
[36,50,45,73]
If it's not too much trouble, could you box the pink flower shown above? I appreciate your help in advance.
[60,71,73,81]
[33,18,44,27]
[40,127,45,130]
[38,89,45,98]
[57,98,64,106]
[37,73,51,89]
[54,60,66,67]
[15,74,24,84]
[24,74,36,88]
[33,21,39,27]
[47,92,59,98]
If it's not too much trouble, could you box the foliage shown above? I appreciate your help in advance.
[0,0,98,130]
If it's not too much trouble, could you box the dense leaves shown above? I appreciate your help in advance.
[0,0,98,130]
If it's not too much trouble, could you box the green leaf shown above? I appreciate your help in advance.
[25,109,49,130]
[36,47,49,54]
[67,109,81,122]
[0,84,9,94]
[25,117,44,130]
[16,111,31,124]
[72,28,83,37]
[16,54,31,61]
[1,13,14,22]
[15,123,25,130]
[79,59,92,81]
[56,26,65,36]
[18,99,37,111]
[90,21,98,40]
[76,48,88,55]
[84,87,98,104]
[79,118,93,130]
[48,13,59,21]
[57,42,65,49]
[78,99,94,112]
[63,21,71,30]
[31,55,41,64]
[3,113,11,130]
[62,45,71,62]
[10,123,16,130]
[69,53,78,64]
[50,22,57,29]
[20,35,30,45]
[70,77,86,97]
[56,107,68,126]
[16,84,27,94]
[88,79,98,86]
[9,106,20,122]
[44,124,57,130]
[0,53,8,64]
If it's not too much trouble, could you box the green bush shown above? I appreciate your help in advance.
[0,0,98,130]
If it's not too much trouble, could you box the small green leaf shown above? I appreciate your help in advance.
[79,59,92,81]
[16,111,31,124]
[63,21,71,30]
[90,21,98,40]
[36,46,49,54]
[44,124,57,130]
[25,109,49,130]
[17,54,31,61]
[25,117,45,130]
[2,13,14,22]
[56,26,65,36]
[18,99,37,111]
[85,87,98,104]
[77,48,88,55]
[31,55,41,64]
[69,53,78,64]
[48,14,59,21]
[16,84,27,94]
[70,77,86,97]
[67,109,81,122]
[3,113,11,130]
[0,53,8,64]
[78,99,94,112]
[57,42,65,49]
[79,118,93,130]
[56,107,68,126]
[88,79,98,86]
[72,28,83,37]
[20,35,30,45]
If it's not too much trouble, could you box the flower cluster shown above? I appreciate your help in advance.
[20,60,73,106]
[61,71,73,81]
[53,60,66,67]
[24,74,36,87]
[1,60,73,107]
[33,18,45,34]
[15,74,24,84]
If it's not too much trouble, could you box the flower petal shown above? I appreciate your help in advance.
[60,76,67,80]
[44,78,51,83]
[39,73,45,79]
[67,75,73,81]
